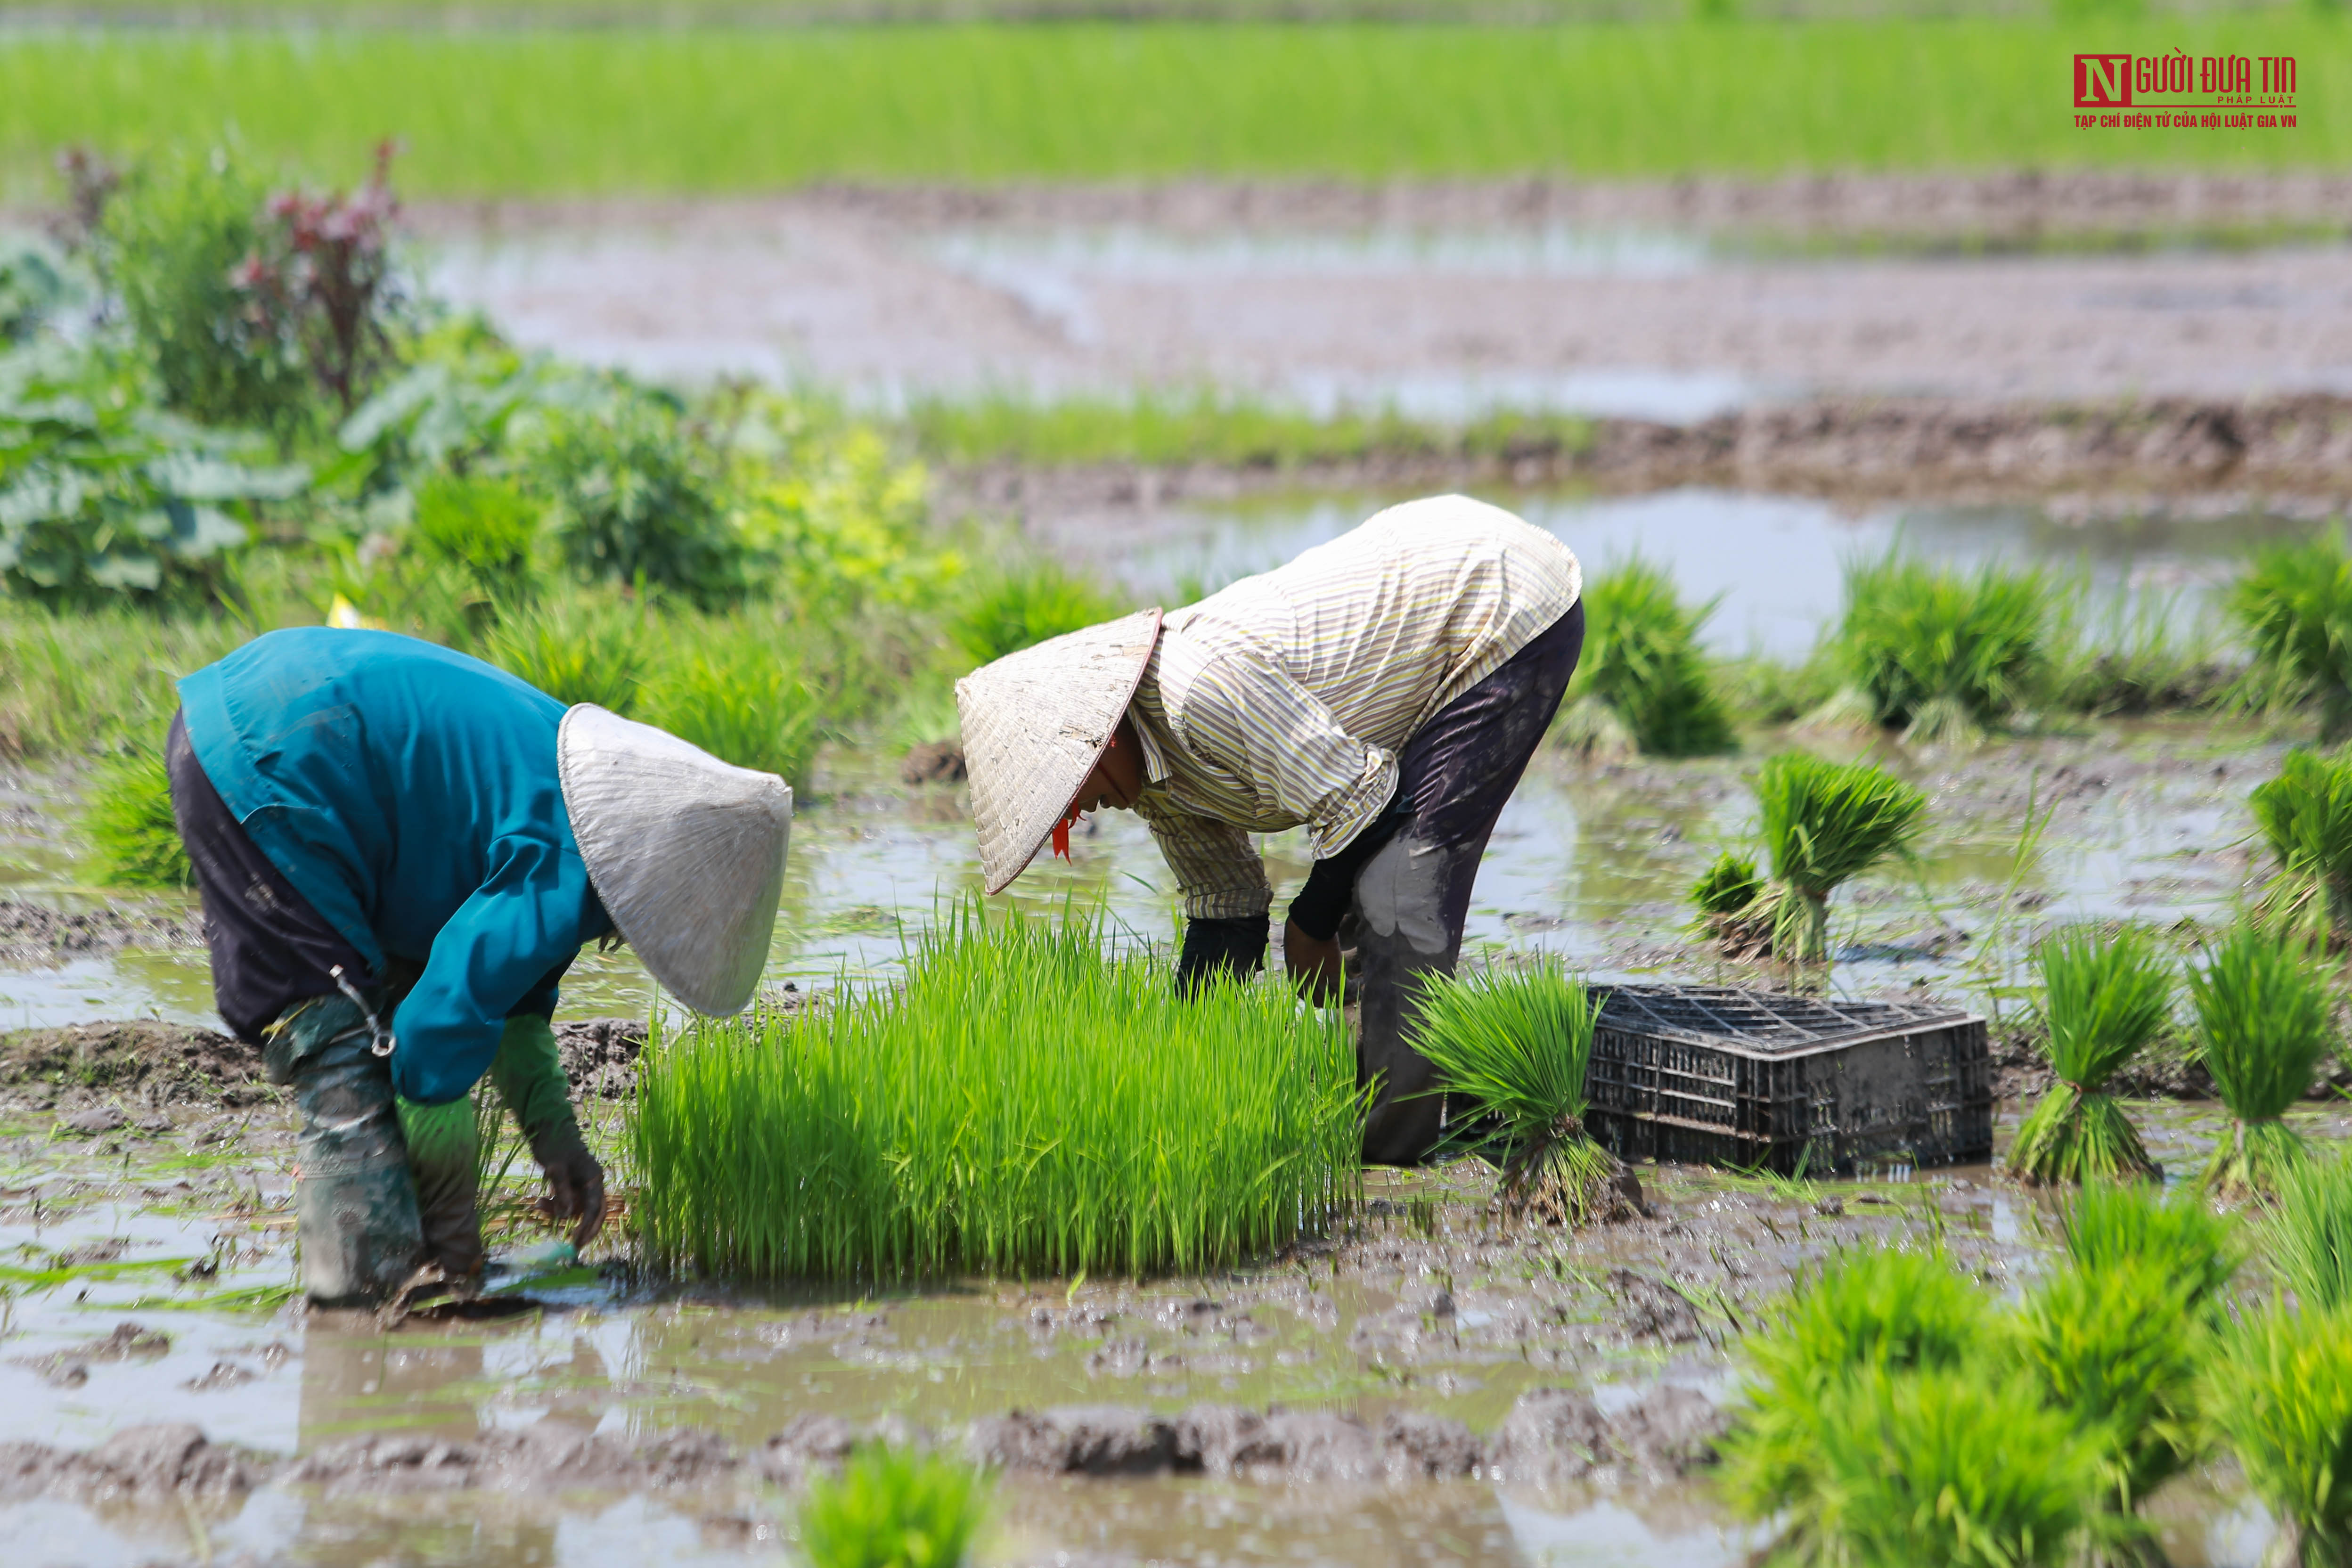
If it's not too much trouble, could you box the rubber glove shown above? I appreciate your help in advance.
[396,1093,485,1282]
[1176,915,1267,996]
[490,1014,606,1248]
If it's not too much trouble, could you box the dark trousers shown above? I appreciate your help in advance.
[1352,601,1584,1165]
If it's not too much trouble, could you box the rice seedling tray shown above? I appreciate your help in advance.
[1582,985,1991,1176]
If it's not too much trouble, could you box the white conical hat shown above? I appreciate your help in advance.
[957,608,1163,895]
[556,705,793,1015]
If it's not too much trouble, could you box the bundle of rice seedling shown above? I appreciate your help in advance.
[1832,553,2054,744]
[482,590,653,715]
[83,745,189,889]
[798,1446,987,1568]
[2270,1148,2352,1315]
[1689,849,1769,955]
[2250,749,2352,948]
[1566,557,1736,758]
[1719,1244,1991,1550]
[2187,925,2339,1200]
[2206,1305,2352,1568]
[1691,752,1927,963]
[2229,531,2352,741]
[2008,1258,2209,1513]
[2007,925,2174,1185]
[1806,1365,2114,1568]
[1408,959,1621,1225]
[631,906,1361,1281]
[2059,1181,2240,1311]
[946,560,1119,669]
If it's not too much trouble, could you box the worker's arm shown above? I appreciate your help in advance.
[1133,797,1271,990]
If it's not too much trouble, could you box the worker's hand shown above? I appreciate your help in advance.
[539,1143,607,1250]
[1284,920,1345,1006]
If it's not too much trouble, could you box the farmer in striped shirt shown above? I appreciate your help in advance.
[956,495,1584,1164]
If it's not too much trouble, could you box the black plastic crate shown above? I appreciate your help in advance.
[1582,985,1992,1176]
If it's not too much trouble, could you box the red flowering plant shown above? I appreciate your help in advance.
[230,141,405,416]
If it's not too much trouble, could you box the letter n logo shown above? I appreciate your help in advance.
[2075,53,2133,106]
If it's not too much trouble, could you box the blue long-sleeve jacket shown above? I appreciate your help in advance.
[178,628,606,1105]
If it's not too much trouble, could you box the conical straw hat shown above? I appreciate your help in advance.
[957,608,1163,895]
[557,704,793,1015]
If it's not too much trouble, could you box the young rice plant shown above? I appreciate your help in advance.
[2207,1305,2352,1568]
[1567,556,1736,758]
[2229,531,2352,741]
[2007,924,2173,1185]
[2188,925,2339,1200]
[630,907,1361,1282]
[83,744,189,889]
[1407,959,1618,1225]
[2059,1180,2240,1313]
[945,560,1119,670]
[2270,1148,2352,1316]
[797,1446,987,1568]
[2251,748,2352,948]
[1831,553,2053,744]
[1694,751,1927,964]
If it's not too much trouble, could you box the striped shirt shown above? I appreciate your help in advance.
[1127,495,1582,921]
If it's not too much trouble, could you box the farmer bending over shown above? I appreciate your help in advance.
[169,629,793,1305]
[956,495,1582,1165]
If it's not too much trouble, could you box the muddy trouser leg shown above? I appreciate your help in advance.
[265,996,427,1306]
[398,1094,484,1283]
[1351,601,1585,1167]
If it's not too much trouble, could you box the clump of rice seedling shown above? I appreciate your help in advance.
[1566,556,1735,757]
[83,745,188,889]
[412,471,542,609]
[482,590,653,715]
[2250,748,2352,947]
[2008,925,2174,1185]
[798,1446,987,1568]
[1805,1365,2114,1568]
[1719,1244,1991,1549]
[2060,1180,2240,1310]
[1689,849,1768,953]
[2008,1258,2209,1515]
[2187,925,2338,1200]
[631,906,1361,1281]
[1694,751,1927,963]
[2206,1305,2352,1568]
[640,635,820,786]
[2229,531,2352,741]
[2270,1147,2352,1315]
[1408,959,1621,1225]
[1831,552,2054,743]
[945,560,1119,670]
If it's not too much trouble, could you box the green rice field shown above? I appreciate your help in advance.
[0,19,2341,199]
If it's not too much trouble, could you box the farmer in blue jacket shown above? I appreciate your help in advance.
[169,629,793,1306]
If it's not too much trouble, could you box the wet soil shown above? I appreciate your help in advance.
[0,899,203,967]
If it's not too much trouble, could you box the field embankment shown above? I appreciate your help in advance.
[1,20,2344,199]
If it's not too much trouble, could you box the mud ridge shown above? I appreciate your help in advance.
[0,898,202,967]
[0,1020,273,1108]
[945,393,2352,519]
[0,1387,1728,1507]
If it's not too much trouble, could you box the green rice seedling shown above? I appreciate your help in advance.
[1407,959,1618,1225]
[2188,925,2339,1200]
[2270,1147,2352,1315]
[1718,1244,1991,1547]
[2230,531,2352,741]
[2251,749,2352,947]
[630,905,1361,1281]
[798,1446,986,1568]
[2007,925,2174,1185]
[2206,1304,2352,1568]
[1806,1364,2115,1568]
[2007,1258,2208,1514]
[640,635,820,786]
[1688,849,1769,953]
[82,746,189,889]
[411,471,543,610]
[944,561,1119,670]
[1572,557,1736,757]
[482,590,653,715]
[2059,1181,2240,1311]
[1832,553,2054,743]
[1716,751,1927,963]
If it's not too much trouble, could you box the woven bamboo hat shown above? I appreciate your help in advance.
[556,704,793,1015]
[957,608,1164,895]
